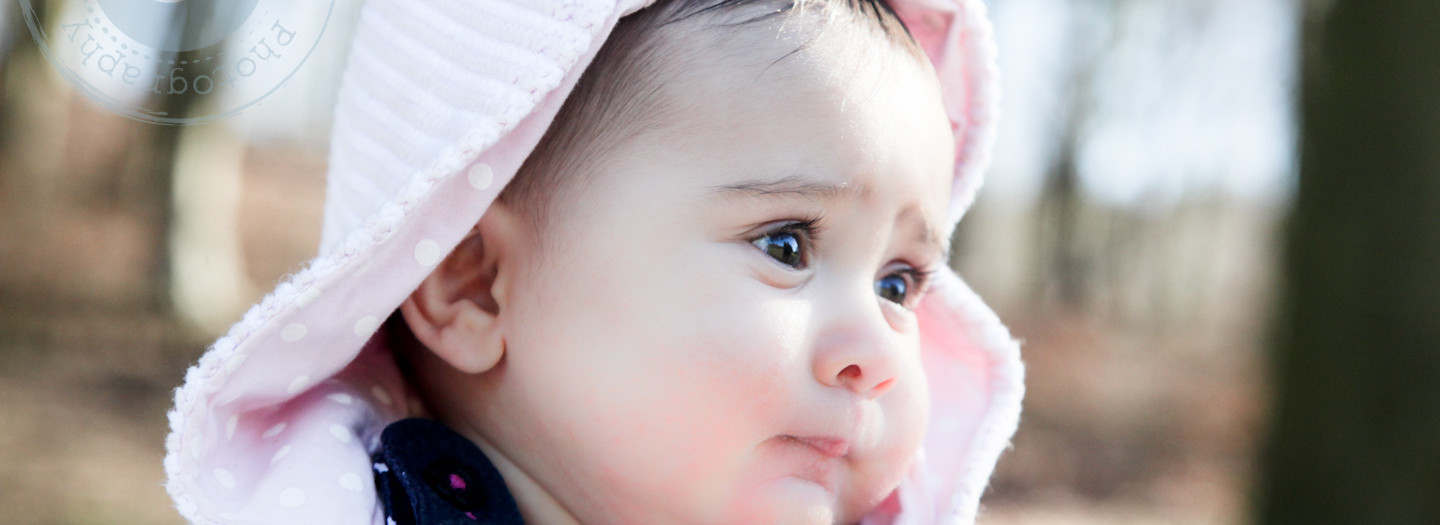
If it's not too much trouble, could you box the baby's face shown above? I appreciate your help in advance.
[487,30,955,524]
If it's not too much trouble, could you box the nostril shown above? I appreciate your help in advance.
[836,365,896,396]
[871,378,895,397]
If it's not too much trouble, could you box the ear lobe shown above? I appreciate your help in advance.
[400,226,507,374]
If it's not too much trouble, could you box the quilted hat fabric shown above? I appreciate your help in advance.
[163,0,1023,523]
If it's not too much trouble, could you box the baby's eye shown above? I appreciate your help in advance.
[876,268,934,309]
[750,220,817,270]
[875,273,910,305]
[752,230,805,268]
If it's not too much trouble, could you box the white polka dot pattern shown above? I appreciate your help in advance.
[214,468,236,489]
[287,375,311,394]
[414,239,441,267]
[296,287,322,308]
[262,422,287,439]
[271,445,291,465]
[279,487,306,508]
[339,472,365,492]
[468,163,494,190]
[327,393,354,405]
[372,386,393,406]
[329,424,352,444]
[354,316,380,337]
[280,323,307,342]
[222,353,247,374]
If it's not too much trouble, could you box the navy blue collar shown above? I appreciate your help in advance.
[372,418,525,525]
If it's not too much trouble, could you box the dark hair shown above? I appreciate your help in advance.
[495,0,921,238]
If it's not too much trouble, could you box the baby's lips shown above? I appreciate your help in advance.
[787,435,851,458]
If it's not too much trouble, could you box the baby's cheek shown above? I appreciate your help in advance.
[883,350,931,465]
[676,278,807,401]
[659,300,809,493]
[894,352,931,443]
[663,308,798,439]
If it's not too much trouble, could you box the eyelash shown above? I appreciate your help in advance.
[894,268,938,295]
[756,217,822,269]
[748,218,938,309]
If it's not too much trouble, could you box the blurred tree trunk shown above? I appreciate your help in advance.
[1256,0,1440,523]
[138,21,204,313]
[1039,86,1086,308]
[0,0,39,153]
[1034,1,1098,311]
[140,92,196,312]
[1035,0,1134,310]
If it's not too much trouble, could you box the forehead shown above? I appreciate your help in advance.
[645,20,958,215]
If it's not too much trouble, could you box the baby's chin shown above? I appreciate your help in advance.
[727,475,890,525]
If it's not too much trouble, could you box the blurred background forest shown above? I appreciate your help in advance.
[2,0,1437,524]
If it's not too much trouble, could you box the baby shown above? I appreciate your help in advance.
[164,0,1022,523]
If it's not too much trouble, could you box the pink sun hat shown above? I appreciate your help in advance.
[163,0,1023,523]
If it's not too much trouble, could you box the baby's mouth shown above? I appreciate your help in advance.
[778,435,851,458]
[771,434,850,494]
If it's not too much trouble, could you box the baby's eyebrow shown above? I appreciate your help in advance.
[707,175,866,202]
[710,175,951,262]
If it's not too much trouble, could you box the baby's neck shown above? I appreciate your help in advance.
[469,433,582,525]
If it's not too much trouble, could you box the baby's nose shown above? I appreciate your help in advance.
[812,316,902,399]
[829,363,897,398]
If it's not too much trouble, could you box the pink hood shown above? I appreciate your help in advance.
[163,0,1023,523]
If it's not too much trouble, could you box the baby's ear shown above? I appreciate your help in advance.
[399,207,517,374]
